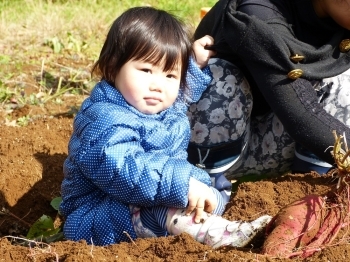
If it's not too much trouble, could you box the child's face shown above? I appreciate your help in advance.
[115,58,181,114]
[313,0,350,30]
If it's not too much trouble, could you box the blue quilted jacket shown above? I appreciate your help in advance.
[60,58,212,245]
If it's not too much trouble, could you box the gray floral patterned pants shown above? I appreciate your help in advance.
[187,58,350,179]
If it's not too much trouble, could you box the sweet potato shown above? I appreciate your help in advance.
[262,132,350,259]
[297,203,342,258]
[261,194,326,257]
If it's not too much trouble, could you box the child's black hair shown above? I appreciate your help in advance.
[92,6,192,89]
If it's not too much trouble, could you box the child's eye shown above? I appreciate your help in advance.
[141,69,151,73]
[167,74,178,79]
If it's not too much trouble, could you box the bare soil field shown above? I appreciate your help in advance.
[0,97,349,261]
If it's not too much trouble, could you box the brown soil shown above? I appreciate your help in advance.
[0,101,349,262]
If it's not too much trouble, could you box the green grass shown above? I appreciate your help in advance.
[0,0,217,49]
[0,0,217,114]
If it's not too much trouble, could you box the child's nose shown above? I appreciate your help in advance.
[149,76,164,92]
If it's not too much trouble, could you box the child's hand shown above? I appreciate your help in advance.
[192,35,216,69]
[187,177,217,223]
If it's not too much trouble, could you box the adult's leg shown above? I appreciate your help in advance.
[292,69,350,174]
[187,58,295,179]
[227,112,295,178]
[234,70,350,177]
[187,58,252,183]
[319,69,350,126]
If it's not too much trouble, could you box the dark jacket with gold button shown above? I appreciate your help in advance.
[194,0,350,164]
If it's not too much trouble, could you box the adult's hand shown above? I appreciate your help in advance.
[192,35,216,68]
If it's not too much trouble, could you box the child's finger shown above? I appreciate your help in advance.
[186,198,197,216]
[204,200,216,214]
[194,207,204,223]
[193,198,206,223]
[204,191,218,213]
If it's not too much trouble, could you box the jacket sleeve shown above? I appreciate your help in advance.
[207,2,350,164]
[180,56,212,107]
[74,105,211,208]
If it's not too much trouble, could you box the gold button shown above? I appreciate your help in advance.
[287,69,303,80]
[290,54,305,63]
[339,39,350,53]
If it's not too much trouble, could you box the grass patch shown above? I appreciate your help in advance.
[0,0,217,119]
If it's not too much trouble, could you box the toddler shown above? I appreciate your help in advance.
[60,6,271,247]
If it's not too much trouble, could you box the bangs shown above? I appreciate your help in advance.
[132,40,183,72]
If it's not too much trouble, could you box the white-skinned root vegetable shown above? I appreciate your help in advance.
[261,131,350,258]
